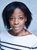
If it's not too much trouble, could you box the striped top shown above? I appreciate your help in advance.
[0,31,37,50]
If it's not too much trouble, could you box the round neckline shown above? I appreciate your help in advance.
[8,29,32,38]
[7,32,32,38]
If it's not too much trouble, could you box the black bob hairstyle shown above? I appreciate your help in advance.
[2,1,32,30]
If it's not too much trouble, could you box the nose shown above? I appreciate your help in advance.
[14,19,19,25]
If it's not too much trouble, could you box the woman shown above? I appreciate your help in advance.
[0,1,37,50]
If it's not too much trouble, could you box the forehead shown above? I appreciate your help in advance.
[12,8,24,16]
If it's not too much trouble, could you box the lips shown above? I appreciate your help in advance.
[13,26,20,30]
[14,27,19,29]
[13,25,20,28]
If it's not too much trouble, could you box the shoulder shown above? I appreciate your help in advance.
[30,34,37,50]
[29,34,37,47]
[32,34,37,46]
[27,33,37,42]
[0,31,11,41]
[25,31,37,47]
[26,30,37,40]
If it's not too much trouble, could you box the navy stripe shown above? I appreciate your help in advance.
[0,48,4,50]
[1,44,21,50]
[0,41,37,49]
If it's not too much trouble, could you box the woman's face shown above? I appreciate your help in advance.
[9,8,27,33]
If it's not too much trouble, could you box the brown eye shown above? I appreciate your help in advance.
[9,18,13,20]
[19,17,24,20]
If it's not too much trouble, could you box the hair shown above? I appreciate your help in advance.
[2,1,32,30]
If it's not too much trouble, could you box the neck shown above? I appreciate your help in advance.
[8,28,32,36]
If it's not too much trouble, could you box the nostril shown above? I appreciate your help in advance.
[14,22,19,25]
[14,19,19,25]
[14,21,19,25]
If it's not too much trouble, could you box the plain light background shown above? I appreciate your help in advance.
[0,0,37,36]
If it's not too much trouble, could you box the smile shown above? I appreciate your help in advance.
[14,27,19,29]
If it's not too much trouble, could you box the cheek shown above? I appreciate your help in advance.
[18,20,25,29]
[19,17,27,25]
[19,19,25,25]
[9,20,13,27]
